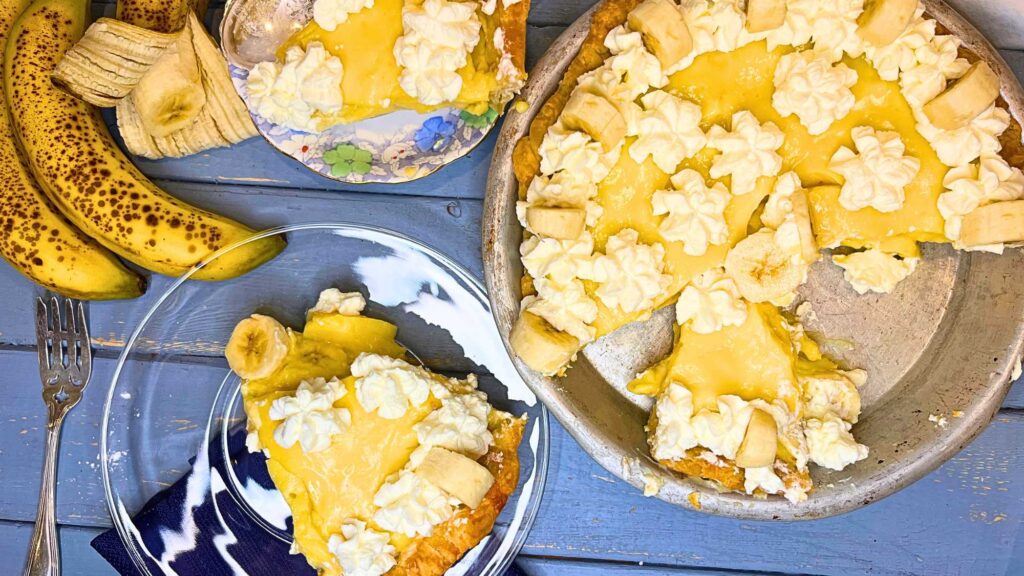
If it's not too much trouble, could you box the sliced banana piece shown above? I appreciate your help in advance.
[745,0,787,34]
[790,189,820,263]
[51,17,176,107]
[725,229,805,303]
[959,200,1024,247]
[857,0,918,47]
[923,61,1001,131]
[132,23,206,137]
[510,312,580,376]
[561,90,626,152]
[627,0,693,69]
[415,447,495,508]
[736,409,778,468]
[226,314,290,379]
[525,206,587,240]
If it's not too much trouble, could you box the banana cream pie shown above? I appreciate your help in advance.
[242,0,529,131]
[226,289,526,576]
[510,0,1024,502]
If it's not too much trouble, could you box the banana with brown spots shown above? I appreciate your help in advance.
[5,0,284,280]
[116,0,206,33]
[0,0,143,299]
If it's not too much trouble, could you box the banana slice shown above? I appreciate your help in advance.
[736,409,778,468]
[131,24,206,137]
[725,229,805,303]
[51,17,176,107]
[959,200,1024,247]
[627,0,693,69]
[525,206,587,240]
[790,189,820,264]
[745,0,787,34]
[561,90,626,152]
[923,61,1001,131]
[225,314,290,379]
[857,0,918,47]
[510,312,580,376]
[414,447,495,508]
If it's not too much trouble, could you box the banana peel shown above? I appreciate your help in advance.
[117,0,207,33]
[117,12,257,158]
[51,17,176,107]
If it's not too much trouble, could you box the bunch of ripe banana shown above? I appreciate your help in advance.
[53,9,257,159]
[0,0,283,299]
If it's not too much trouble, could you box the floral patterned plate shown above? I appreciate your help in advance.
[229,64,501,184]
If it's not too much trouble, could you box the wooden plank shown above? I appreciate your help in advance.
[0,522,767,576]
[0,183,488,370]
[0,348,1022,575]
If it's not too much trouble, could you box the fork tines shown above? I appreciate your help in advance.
[35,296,92,388]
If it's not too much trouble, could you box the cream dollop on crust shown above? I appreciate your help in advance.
[772,50,857,136]
[393,0,482,105]
[652,169,729,256]
[832,248,918,294]
[830,126,920,213]
[522,278,598,344]
[246,42,344,132]
[587,229,672,315]
[674,268,748,334]
[327,520,396,576]
[707,111,784,196]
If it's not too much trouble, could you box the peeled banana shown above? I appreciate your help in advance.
[627,0,693,69]
[923,61,1001,131]
[51,18,176,107]
[857,0,918,47]
[746,0,787,34]
[735,409,778,468]
[5,0,284,280]
[414,446,495,508]
[725,229,805,302]
[118,12,258,159]
[225,314,290,379]
[510,312,580,376]
[525,206,587,240]
[131,23,206,137]
[117,0,206,33]
[0,0,143,300]
[958,200,1024,247]
[561,90,626,152]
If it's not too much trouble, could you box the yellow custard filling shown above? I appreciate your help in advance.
[667,41,949,250]
[280,0,514,125]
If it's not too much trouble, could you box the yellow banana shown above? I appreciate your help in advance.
[116,0,207,33]
[5,0,284,281]
[0,0,143,299]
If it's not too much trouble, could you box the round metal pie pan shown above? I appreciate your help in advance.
[482,0,1024,520]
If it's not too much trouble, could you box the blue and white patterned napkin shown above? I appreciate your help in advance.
[91,428,525,576]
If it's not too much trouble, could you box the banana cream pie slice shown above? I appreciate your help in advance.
[243,0,529,131]
[510,0,1024,502]
[226,289,526,576]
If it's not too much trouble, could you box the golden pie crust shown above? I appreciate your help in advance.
[391,414,526,575]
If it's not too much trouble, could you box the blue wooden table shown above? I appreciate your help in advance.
[1,0,1023,574]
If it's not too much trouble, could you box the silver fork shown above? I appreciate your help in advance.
[23,297,92,576]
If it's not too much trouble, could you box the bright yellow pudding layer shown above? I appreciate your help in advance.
[628,303,800,413]
[666,41,949,252]
[241,314,427,573]
[588,141,770,337]
[281,0,509,124]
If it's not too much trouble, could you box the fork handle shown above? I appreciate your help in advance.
[23,415,65,576]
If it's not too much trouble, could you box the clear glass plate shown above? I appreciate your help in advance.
[101,223,549,575]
